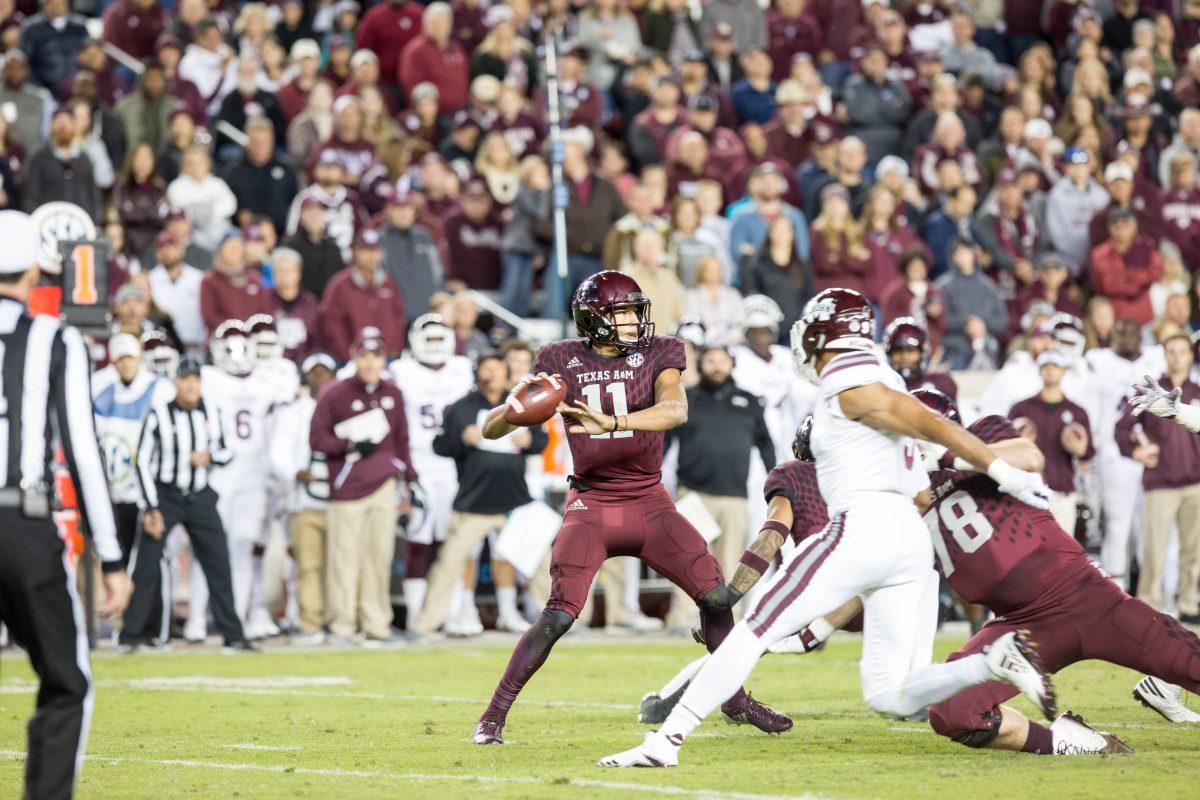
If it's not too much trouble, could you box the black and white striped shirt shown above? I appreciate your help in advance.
[0,296,121,566]
[135,399,233,509]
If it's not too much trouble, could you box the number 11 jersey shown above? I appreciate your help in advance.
[533,335,685,497]
[927,415,1091,615]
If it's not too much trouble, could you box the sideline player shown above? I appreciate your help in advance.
[600,288,1054,768]
[472,271,791,745]
[884,317,957,400]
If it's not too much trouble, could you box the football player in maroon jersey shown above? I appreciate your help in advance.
[471,271,791,745]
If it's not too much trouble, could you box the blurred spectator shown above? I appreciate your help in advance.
[1089,161,1160,249]
[861,184,928,304]
[766,0,820,83]
[975,168,1039,289]
[278,39,322,122]
[701,0,767,56]
[286,79,334,169]
[444,179,502,290]
[199,232,273,333]
[739,215,811,333]
[706,23,744,94]
[902,72,983,160]
[881,248,946,354]
[310,96,375,188]
[809,184,872,296]
[166,144,238,253]
[22,106,100,221]
[1115,334,1200,620]
[68,97,117,192]
[935,239,1007,369]
[156,109,195,184]
[115,62,176,153]
[356,0,423,88]
[730,47,777,125]
[474,132,519,206]
[532,44,602,132]
[1150,242,1191,321]
[269,247,320,361]
[1015,253,1085,330]
[628,76,685,168]
[695,179,735,281]
[287,150,368,261]
[319,228,408,360]
[1009,349,1094,534]
[913,112,981,198]
[113,143,169,258]
[179,19,236,109]
[666,195,722,288]
[805,136,870,220]
[102,0,167,63]
[1089,206,1163,327]
[603,181,668,271]
[498,156,548,317]
[221,119,299,232]
[471,5,536,91]
[1161,153,1200,270]
[110,281,156,338]
[157,35,206,125]
[1160,108,1200,188]
[0,50,47,153]
[577,0,641,92]
[398,2,469,115]
[213,58,287,153]
[684,256,743,346]
[942,10,1002,90]
[282,196,345,299]
[977,106,1027,188]
[381,192,443,320]
[19,0,88,92]
[625,228,684,332]
[144,240,198,332]
[920,183,980,277]
[729,164,808,266]
[841,43,911,163]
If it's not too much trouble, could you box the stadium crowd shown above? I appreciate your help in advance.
[5,0,1197,644]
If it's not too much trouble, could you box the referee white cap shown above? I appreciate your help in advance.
[0,210,38,274]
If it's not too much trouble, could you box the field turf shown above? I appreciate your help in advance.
[1,631,1197,799]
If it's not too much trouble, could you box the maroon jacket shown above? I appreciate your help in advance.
[810,234,873,296]
[880,278,946,355]
[277,78,316,123]
[355,0,424,88]
[663,125,747,177]
[318,268,408,360]
[864,226,929,304]
[1088,235,1163,326]
[767,9,822,83]
[272,289,321,361]
[1009,395,1094,494]
[310,375,417,501]
[1116,377,1200,492]
[1161,187,1200,272]
[444,211,502,289]
[1088,201,1161,250]
[199,269,273,333]
[102,0,167,61]
[398,35,470,114]
[812,0,866,61]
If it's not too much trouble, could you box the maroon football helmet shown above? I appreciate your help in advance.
[792,415,815,462]
[911,388,961,424]
[791,288,875,375]
[572,270,654,352]
[883,317,928,380]
[140,330,179,378]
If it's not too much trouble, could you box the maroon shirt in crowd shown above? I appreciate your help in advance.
[494,111,543,159]
[1088,234,1163,326]
[764,459,828,545]
[444,210,503,289]
[1116,377,1200,492]
[102,0,167,61]
[318,268,408,360]
[812,0,866,61]
[1009,396,1093,494]
[664,125,748,176]
[355,0,424,87]
[309,376,418,501]
[273,290,322,361]
[398,35,470,114]
[198,269,273,333]
[767,9,821,83]
[308,136,377,182]
[1088,202,1160,249]
[532,335,684,497]
[880,278,946,355]
[864,226,929,304]
[532,81,603,131]
[1161,187,1200,270]
[810,234,873,296]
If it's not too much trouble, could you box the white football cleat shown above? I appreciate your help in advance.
[246,607,281,640]
[1132,676,1200,723]
[445,615,484,637]
[1050,712,1133,754]
[985,630,1056,720]
[182,617,207,644]
[597,732,679,768]
[495,611,532,634]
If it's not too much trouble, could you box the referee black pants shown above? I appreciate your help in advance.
[0,511,91,800]
[121,486,245,645]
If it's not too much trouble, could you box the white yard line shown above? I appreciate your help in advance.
[0,749,836,800]
[223,743,303,752]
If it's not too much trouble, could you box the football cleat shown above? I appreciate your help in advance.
[246,607,281,640]
[1050,711,1133,755]
[638,682,690,725]
[721,692,793,733]
[597,732,679,767]
[1132,676,1200,723]
[472,717,505,745]
[985,630,1057,720]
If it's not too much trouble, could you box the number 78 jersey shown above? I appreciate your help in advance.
[925,415,1088,613]
[533,335,685,496]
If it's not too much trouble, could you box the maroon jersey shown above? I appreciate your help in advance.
[763,460,828,545]
[534,335,684,496]
[905,371,958,402]
[928,416,1090,614]
[1008,395,1093,493]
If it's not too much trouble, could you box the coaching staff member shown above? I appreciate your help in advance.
[0,210,130,800]
[665,345,775,628]
[125,355,254,652]
[310,326,420,644]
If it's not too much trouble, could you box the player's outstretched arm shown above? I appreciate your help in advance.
[728,496,794,599]
[945,437,1046,474]
[1131,375,1200,434]
[559,368,688,434]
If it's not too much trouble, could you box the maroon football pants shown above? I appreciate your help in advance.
[929,565,1200,743]
[546,485,724,617]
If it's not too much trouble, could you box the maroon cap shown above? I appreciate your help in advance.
[154,230,179,247]
[354,227,382,249]
[351,325,385,353]
[811,118,841,145]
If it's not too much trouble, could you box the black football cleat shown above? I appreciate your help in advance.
[472,717,505,745]
[638,682,690,724]
[721,692,793,734]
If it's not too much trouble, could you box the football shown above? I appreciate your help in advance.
[503,374,568,426]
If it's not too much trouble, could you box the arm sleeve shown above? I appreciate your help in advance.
[136,408,161,510]
[52,325,121,567]
[527,420,551,454]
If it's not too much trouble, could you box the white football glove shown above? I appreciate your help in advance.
[986,459,1052,510]
[1130,375,1180,419]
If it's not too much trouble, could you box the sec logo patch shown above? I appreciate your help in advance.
[626,352,644,368]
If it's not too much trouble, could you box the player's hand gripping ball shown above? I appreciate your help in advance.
[504,373,568,426]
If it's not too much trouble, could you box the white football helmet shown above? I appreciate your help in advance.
[1051,313,1085,364]
[742,294,785,334]
[210,319,254,377]
[246,313,285,363]
[409,313,456,366]
[140,330,179,378]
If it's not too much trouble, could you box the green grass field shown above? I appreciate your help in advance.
[1,631,1197,799]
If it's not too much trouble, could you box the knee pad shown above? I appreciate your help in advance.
[537,608,576,640]
[929,704,1001,748]
[697,584,734,615]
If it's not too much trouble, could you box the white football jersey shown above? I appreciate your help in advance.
[977,349,1093,420]
[387,355,474,460]
[202,365,282,483]
[253,357,301,404]
[811,349,929,513]
[1086,345,1165,451]
[730,343,818,463]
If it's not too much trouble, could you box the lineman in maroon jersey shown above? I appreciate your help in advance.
[884,317,958,401]
[471,271,790,746]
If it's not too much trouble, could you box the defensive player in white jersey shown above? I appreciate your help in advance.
[600,288,1056,768]
[193,320,295,640]
[247,314,301,400]
[978,314,1092,420]
[388,313,474,625]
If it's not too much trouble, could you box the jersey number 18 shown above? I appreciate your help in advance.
[925,490,995,577]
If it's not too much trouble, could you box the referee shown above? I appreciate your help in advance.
[0,210,130,800]
[123,355,254,652]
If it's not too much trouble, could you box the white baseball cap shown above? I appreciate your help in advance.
[108,333,141,363]
[0,210,38,275]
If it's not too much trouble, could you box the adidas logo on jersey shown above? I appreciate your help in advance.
[567,356,583,369]
[566,499,588,511]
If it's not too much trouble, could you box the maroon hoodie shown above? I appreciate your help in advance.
[199,268,273,333]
